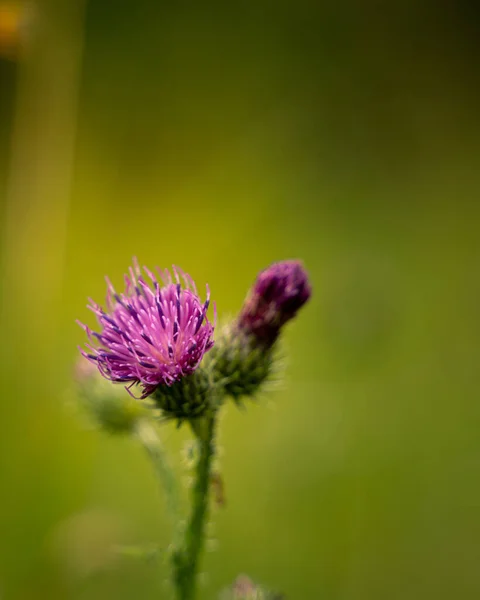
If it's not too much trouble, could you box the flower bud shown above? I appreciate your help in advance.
[238,260,311,347]
[209,261,310,402]
[231,574,258,598]
[74,360,146,435]
[220,574,284,599]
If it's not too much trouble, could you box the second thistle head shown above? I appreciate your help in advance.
[238,260,311,347]
[78,259,215,402]
[208,260,311,403]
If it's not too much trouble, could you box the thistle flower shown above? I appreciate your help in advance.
[78,260,215,399]
[238,260,311,347]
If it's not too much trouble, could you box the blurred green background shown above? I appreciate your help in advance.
[1,1,479,598]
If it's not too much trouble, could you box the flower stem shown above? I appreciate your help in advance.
[134,418,182,534]
[172,413,217,600]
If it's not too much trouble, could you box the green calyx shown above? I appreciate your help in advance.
[208,324,280,404]
[152,368,214,423]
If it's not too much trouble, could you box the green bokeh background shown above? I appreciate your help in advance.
[0,1,479,599]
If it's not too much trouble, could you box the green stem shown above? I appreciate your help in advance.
[135,418,182,535]
[173,413,217,600]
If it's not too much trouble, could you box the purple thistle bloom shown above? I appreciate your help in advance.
[78,259,215,399]
[238,260,311,346]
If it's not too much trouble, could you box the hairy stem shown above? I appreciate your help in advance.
[173,413,217,600]
[135,418,182,534]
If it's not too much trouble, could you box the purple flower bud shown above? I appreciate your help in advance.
[221,574,285,599]
[238,260,311,346]
[78,259,215,399]
[231,575,258,596]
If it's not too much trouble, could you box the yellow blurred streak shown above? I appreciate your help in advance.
[1,0,86,386]
[0,3,25,58]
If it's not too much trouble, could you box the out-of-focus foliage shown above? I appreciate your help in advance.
[0,1,479,599]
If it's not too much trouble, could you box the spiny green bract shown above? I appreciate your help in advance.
[152,367,214,423]
[208,324,281,403]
